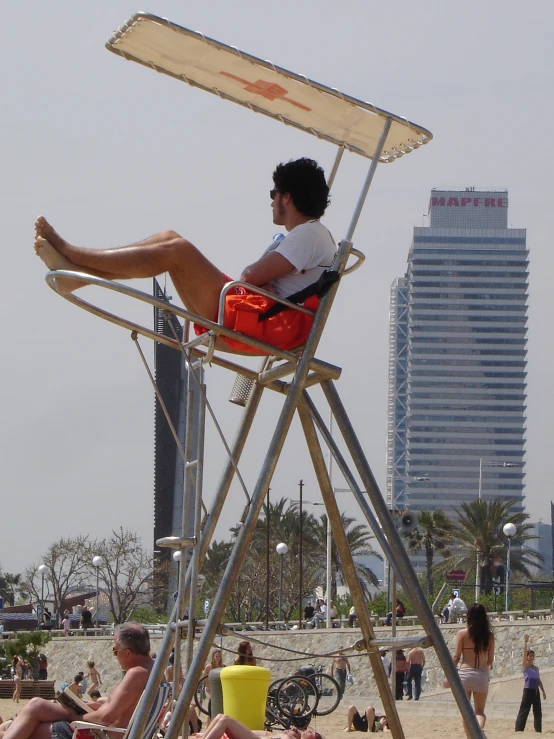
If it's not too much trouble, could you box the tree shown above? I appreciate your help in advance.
[438,499,543,595]
[310,513,382,601]
[0,632,51,679]
[404,509,453,597]
[93,528,153,624]
[0,570,22,607]
[21,536,94,623]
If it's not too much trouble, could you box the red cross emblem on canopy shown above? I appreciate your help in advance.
[219,72,311,112]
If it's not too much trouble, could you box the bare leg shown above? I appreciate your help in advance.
[472,690,487,729]
[199,714,256,739]
[13,680,21,703]
[34,218,227,318]
[346,705,357,731]
[365,707,376,731]
[4,698,73,739]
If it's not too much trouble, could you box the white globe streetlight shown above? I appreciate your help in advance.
[276,543,289,621]
[92,556,103,628]
[38,564,48,626]
[172,551,182,562]
[503,522,517,613]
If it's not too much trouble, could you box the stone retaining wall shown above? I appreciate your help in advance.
[43,620,554,697]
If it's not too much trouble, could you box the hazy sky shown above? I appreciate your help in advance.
[2,1,553,575]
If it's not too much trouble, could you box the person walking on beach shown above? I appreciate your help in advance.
[452,603,494,734]
[86,661,102,695]
[329,651,351,697]
[406,646,425,701]
[12,657,22,703]
[515,634,546,732]
[394,650,407,701]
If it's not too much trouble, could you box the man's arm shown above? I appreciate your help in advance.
[81,668,148,727]
[539,678,546,700]
[240,252,294,288]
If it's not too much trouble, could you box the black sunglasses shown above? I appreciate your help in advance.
[270,188,280,200]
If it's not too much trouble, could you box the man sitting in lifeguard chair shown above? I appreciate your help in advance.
[35,158,336,353]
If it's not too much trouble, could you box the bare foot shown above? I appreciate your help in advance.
[35,216,74,257]
[34,236,86,294]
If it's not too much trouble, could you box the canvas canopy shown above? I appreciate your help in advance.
[106,12,432,163]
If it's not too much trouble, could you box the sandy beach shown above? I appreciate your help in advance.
[1,696,553,738]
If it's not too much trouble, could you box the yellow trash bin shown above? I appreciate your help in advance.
[220,665,271,729]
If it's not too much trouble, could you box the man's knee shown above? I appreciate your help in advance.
[27,697,48,713]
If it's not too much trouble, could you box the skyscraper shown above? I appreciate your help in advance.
[386,189,527,514]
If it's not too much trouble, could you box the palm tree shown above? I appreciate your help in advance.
[403,510,453,598]
[310,513,382,601]
[438,499,542,595]
[0,571,22,607]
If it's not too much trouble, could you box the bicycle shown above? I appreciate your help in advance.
[266,676,319,729]
[294,665,341,716]
[195,673,319,729]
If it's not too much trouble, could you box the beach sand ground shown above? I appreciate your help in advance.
[1,696,553,738]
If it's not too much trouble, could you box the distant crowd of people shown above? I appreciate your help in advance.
[302,599,338,628]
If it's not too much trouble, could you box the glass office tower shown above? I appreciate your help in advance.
[386,190,527,514]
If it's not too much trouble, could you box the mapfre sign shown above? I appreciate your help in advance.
[431,196,507,208]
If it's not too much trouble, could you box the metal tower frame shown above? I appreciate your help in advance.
[44,12,484,739]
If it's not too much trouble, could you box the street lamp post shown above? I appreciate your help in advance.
[276,542,288,621]
[38,564,48,626]
[92,556,102,628]
[503,522,517,613]
[475,459,522,601]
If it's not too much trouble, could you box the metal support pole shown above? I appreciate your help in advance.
[320,380,484,739]
[297,399,403,739]
[298,479,303,629]
[344,118,392,242]
[326,414,333,629]
[265,488,270,631]
[506,537,511,613]
[96,569,99,628]
[391,571,397,697]
[325,513,332,628]
[475,457,483,602]
[279,556,284,618]
[161,253,346,739]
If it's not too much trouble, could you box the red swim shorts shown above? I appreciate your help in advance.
[193,279,319,355]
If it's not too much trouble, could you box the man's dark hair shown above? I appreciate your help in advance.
[115,622,151,656]
[273,158,330,218]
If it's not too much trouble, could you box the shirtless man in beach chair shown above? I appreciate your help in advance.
[34,158,336,353]
[3,623,154,739]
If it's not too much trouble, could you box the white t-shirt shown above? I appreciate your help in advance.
[62,618,71,630]
[265,220,336,297]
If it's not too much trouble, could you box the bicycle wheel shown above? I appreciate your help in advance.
[310,673,341,716]
[266,678,286,728]
[277,676,319,722]
[194,674,210,716]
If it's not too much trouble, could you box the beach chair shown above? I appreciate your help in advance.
[70,682,171,739]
